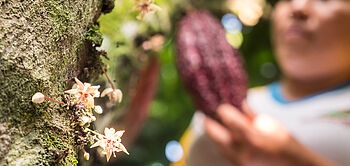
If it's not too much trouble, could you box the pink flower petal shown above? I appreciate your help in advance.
[83,83,91,88]
[118,143,129,155]
[106,149,112,162]
[87,85,100,94]
[86,95,94,108]
[74,77,84,88]
[90,140,103,148]
[104,128,115,137]
[64,89,78,94]
[113,130,125,138]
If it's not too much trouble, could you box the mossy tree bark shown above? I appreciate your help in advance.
[0,0,113,165]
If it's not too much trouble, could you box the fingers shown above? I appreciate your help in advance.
[204,116,241,165]
[242,100,256,121]
[204,116,232,147]
[217,104,251,135]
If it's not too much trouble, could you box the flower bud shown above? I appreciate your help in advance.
[90,115,96,121]
[101,88,123,103]
[84,151,90,160]
[113,89,123,103]
[101,88,113,97]
[32,92,45,103]
[80,116,91,126]
[94,105,103,114]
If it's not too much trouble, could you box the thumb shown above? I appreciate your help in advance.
[252,114,289,140]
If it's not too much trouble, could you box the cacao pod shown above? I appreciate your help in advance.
[176,10,247,116]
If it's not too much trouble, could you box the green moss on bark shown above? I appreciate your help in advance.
[84,24,103,46]
[0,0,108,165]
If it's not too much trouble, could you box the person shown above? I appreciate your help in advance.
[173,0,350,165]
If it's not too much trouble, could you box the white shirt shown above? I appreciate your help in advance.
[249,83,350,166]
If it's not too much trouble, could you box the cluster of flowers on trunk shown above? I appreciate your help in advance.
[32,77,127,162]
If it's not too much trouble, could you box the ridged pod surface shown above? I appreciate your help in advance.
[176,10,247,116]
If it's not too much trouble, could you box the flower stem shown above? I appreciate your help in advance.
[102,67,116,90]
[44,96,63,104]
[85,128,106,139]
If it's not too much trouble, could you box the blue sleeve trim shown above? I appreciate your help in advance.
[268,81,350,105]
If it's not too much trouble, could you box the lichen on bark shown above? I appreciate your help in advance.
[0,0,112,165]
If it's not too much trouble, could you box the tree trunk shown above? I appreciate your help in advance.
[0,0,112,165]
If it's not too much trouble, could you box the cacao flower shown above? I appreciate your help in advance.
[176,10,247,116]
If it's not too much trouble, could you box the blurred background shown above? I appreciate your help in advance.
[81,0,280,165]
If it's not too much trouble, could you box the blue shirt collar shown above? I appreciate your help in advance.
[268,81,350,104]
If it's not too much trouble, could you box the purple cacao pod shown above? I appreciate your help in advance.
[176,10,247,116]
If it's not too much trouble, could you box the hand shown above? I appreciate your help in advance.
[204,102,336,166]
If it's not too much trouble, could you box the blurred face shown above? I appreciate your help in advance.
[272,0,350,82]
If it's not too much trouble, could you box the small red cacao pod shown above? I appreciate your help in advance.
[176,10,247,116]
